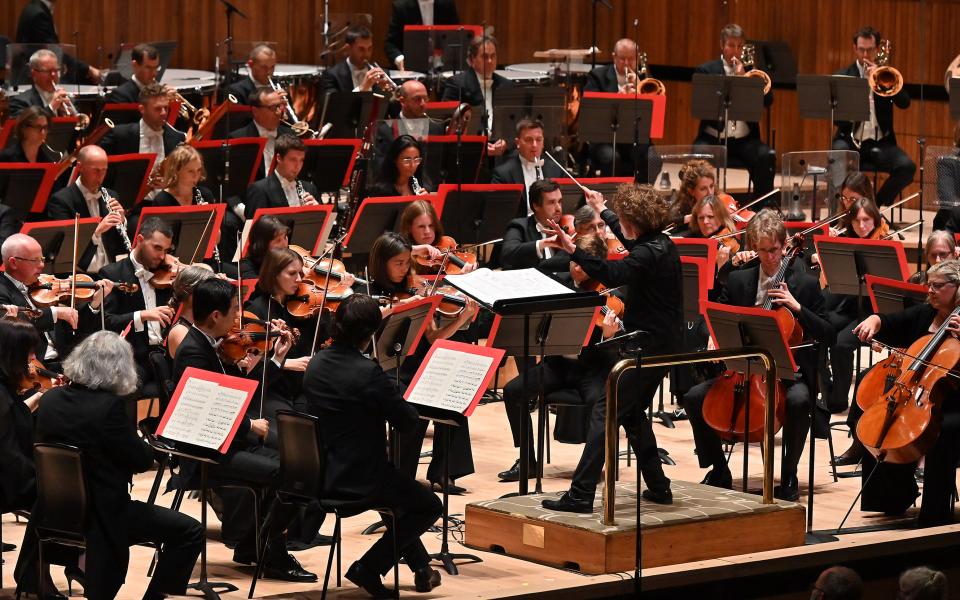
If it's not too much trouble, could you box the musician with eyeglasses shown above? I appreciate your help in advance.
[228,88,294,182]
[244,134,319,218]
[7,49,77,118]
[0,107,59,164]
[367,134,433,199]
[832,26,914,207]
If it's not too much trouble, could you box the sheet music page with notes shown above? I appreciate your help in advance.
[404,340,506,417]
[444,268,574,307]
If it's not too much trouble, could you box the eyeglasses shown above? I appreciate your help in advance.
[928,281,957,292]
[13,256,45,265]
[27,124,49,131]
[258,104,285,112]
[399,157,423,165]
[838,194,864,204]
[31,68,60,76]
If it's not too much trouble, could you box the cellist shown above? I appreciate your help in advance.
[683,209,834,500]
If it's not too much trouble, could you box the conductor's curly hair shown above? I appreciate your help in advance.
[611,183,670,233]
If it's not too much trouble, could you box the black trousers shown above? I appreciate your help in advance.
[570,366,669,498]
[825,318,861,412]
[685,375,811,478]
[502,355,607,465]
[588,142,657,183]
[396,415,475,483]
[358,467,443,576]
[694,133,774,197]
[832,137,916,206]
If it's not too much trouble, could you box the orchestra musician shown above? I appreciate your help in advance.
[105,43,163,104]
[16,331,204,600]
[490,118,564,215]
[669,159,718,233]
[375,80,445,158]
[497,234,622,482]
[686,194,741,272]
[15,0,100,84]
[833,171,876,229]
[164,264,215,359]
[224,44,276,105]
[909,231,960,285]
[833,26,914,207]
[385,0,460,71]
[572,205,608,239]
[172,277,318,582]
[682,210,834,500]
[228,88,294,181]
[399,199,477,275]
[319,25,390,95]
[302,293,443,597]
[7,49,79,118]
[237,215,290,281]
[693,24,775,198]
[100,83,186,161]
[0,319,41,518]
[244,134,319,218]
[0,107,60,163]
[45,145,128,274]
[367,134,433,198]
[500,179,571,277]
[440,35,509,156]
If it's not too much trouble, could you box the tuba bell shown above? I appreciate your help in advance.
[868,39,903,97]
[740,43,772,95]
[636,52,666,95]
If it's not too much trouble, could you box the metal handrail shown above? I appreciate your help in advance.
[603,347,778,525]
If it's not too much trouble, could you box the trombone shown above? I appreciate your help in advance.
[867,39,904,97]
[740,43,772,94]
[625,52,665,95]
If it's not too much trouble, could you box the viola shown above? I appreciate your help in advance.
[29,274,139,307]
[392,275,470,318]
[286,281,358,318]
[218,311,299,364]
[607,238,628,256]
[722,192,756,224]
[20,358,66,394]
[149,255,188,289]
[711,226,741,256]
[414,236,477,276]
[582,279,625,332]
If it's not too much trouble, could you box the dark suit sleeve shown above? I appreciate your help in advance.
[243,181,270,219]
[102,395,155,474]
[500,221,541,270]
[439,74,461,102]
[877,304,932,348]
[0,206,22,248]
[489,165,507,185]
[0,391,34,502]
[793,275,836,347]
[570,242,658,288]
[384,1,407,65]
[361,362,419,432]
[7,94,33,118]
[319,68,344,96]
[45,190,74,221]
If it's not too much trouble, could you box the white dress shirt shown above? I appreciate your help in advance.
[275,171,300,207]
[535,220,554,260]
[254,121,278,175]
[519,155,544,215]
[348,58,370,91]
[755,268,777,307]
[75,180,110,273]
[129,252,163,346]
[478,71,494,133]
[398,113,429,140]
[139,118,166,159]
[719,57,750,140]
[418,0,435,25]
[36,85,56,111]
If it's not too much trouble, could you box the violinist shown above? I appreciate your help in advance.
[498,235,622,483]
[367,134,433,198]
[682,210,833,500]
[172,277,318,582]
[573,205,608,238]
[833,172,876,227]
[687,194,740,271]
[500,180,572,278]
[850,260,960,526]
[237,215,290,281]
[164,264,216,359]
[399,199,478,275]
[542,183,682,511]
[99,217,176,387]
[243,134,319,219]
[909,231,960,284]
[670,159,718,233]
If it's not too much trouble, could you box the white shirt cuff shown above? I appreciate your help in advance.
[233,203,246,220]
[133,310,145,332]
[535,239,544,258]
[395,55,405,66]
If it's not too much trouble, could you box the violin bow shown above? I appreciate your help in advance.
[236,232,243,329]
[70,214,79,311]
[191,209,216,265]
[258,300,272,421]
[366,266,379,361]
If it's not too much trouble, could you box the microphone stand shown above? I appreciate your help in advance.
[915,0,927,272]
[218,0,247,88]
[631,18,641,183]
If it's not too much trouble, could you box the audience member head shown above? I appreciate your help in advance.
[898,566,949,600]
[63,331,139,396]
[811,565,863,600]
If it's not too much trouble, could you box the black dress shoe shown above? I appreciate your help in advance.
[542,490,594,513]
[497,458,537,482]
[262,553,318,583]
[700,468,733,490]
[232,547,256,565]
[414,566,442,592]
[774,475,800,501]
[831,441,864,467]
[641,487,673,505]
[430,479,467,495]
[346,561,393,599]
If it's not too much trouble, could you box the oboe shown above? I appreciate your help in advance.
[411,176,425,195]
[295,179,306,206]
[193,187,222,264]
[102,188,132,253]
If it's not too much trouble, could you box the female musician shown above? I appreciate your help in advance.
[165,264,216,358]
[543,183,683,510]
[368,134,433,198]
[368,232,477,492]
[237,215,290,280]
[850,260,960,526]
[687,194,740,270]
[0,319,40,514]
[0,107,59,163]
[910,230,959,284]
[151,145,215,208]
[399,199,477,275]
[671,159,717,233]
[833,172,876,233]
[843,197,889,240]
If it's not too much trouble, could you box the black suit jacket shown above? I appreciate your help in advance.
[384,0,460,65]
[223,77,259,105]
[98,257,173,363]
[0,142,58,163]
[693,58,773,141]
[0,274,55,358]
[7,86,45,118]
[439,69,511,111]
[46,183,127,271]
[243,173,318,219]
[319,61,357,96]
[0,205,22,250]
[100,122,186,157]
[584,64,619,93]
[104,79,141,104]
[500,215,571,275]
[15,0,92,83]
[303,342,420,498]
[833,62,910,145]
[373,118,446,161]
[35,384,155,588]
[0,383,35,511]
[227,121,293,181]
[490,156,565,215]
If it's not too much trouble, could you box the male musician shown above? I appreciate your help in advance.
[573,205,609,239]
[374,80,445,162]
[319,25,390,95]
[225,44,276,105]
[243,134,319,218]
[491,118,564,215]
[98,217,175,387]
[45,145,128,274]
[693,24,774,198]
[7,49,76,118]
[385,0,460,71]
[105,43,163,104]
[500,179,570,275]
[440,35,510,155]
[683,210,834,501]
[832,26,914,207]
[228,88,294,181]
[15,0,100,84]
[100,83,186,159]
[174,277,317,582]
[498,234,621,482]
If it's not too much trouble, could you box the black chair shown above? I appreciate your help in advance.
[248,410,400,599]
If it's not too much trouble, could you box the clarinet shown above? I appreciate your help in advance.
[295,179,306,206]
[411,176,425,195]
[193,187,222,264]
[102,188,132,253]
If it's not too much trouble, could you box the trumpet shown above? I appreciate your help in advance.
[625,52,665,95]
[102,188,133,253]
[280,118,319,138]
[171,90,211,127]
[55,86,90,130]
[366,61,400,93]
[867,39,904,97]
[268,76,312,136]
[740,43,772,95]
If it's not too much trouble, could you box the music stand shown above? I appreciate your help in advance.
[0,162,59,221]
[421,134,487,185]
[865,275,928,315]
[375,295,438,374]
[192,137,265,202]
[579,92,662,176]
[814,236,909,296]
[671,239,718,289]
[552,177,633,215]
[101,153,157,210]
[432,184,522,245]
[45,117,80,156]
[211,104,253,140]
[20,218,99,275]
[492,87,566,147]
[401,25,482,73]
[301,139,361,194]
[319,91,388,140]
[136,205,226,262]
[246,205,335,257]
[680,256,710,322]
[343,196,419,255]
[950,79,960,120]
[796,75,870,145]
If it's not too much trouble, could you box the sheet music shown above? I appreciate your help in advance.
[159,377,249,450]
[445,268,573,307]
[405,347,494,414]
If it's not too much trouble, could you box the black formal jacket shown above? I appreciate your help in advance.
[100,121,186,157]
[0,274,55,359]
[693,58,774,141]
[7,87,46,118]
[303,341,420,498]
[223,77,259,105]
[833,62,910,145]
[384,0,460,65]
[45,183,127,271]
[99,257,173,364]
[16,0,92,83]
[0,143,58,163]
[373,118,445,160]
[243,172,319,219]
[319,61,357,96]
[500,214,571,275]
[490,156,565,215]
[227,121,293,181]
[439,69,511,111]
[0,382,35,511]
[104,79,141,104]
[584,64,619,93]
[35,384,155,590]
[570,210,683,355]
[148,186,216,208]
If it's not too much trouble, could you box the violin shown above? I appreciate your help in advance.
[721,192,756,224]
[607,238,628,256]
[285,281,358,318]
[218,311,300,364]
[20,358,66,394]
[414,236,477,276]
[856,306,960,464]
[392,275,470,318]
[2,306,43,321]
[149,255,188,289]
[582,279,625,332]
[29,274,139,307]
[711,226,742,255]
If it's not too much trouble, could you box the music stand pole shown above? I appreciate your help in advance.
[721,78,731,193]
[430,417,482,575]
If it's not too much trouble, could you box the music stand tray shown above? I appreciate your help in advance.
[192,137,266,202]
[680,256,710,322]
[46,117,80,156]
[492,87,567,145]
[691,74,764,124]
[553,177,633,215]
[301,139,361,193]
[433,183,523,245]
[813,235,908,296]
[319,91,388,140]
[246,205,335,257]
[402,25,483,73]
[671,238,718,289]
[101,153,157,210]
[20,218,99,275]
[703,301,797,381]
[136,204,226,263]
[0,162,59,219]
[421,134,487,185]
[864,275,928,315]
[796,74,870,123]
[343,196,419,255]
[375,295,439,373]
